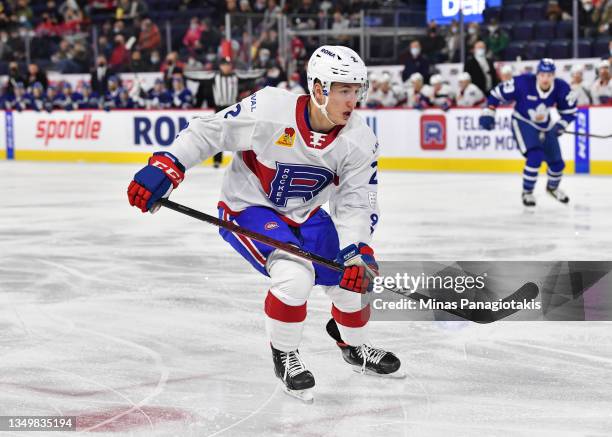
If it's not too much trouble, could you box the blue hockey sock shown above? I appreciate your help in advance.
[546,160,565,190]
[523,149,544,192]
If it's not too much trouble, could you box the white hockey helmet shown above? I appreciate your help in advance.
[307,45,368,124]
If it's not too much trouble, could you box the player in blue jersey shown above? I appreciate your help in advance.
[170,77,193,109]
[479,58,577,207]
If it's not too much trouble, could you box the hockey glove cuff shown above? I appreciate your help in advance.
[127,152,185,213]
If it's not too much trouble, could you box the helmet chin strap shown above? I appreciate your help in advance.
[309,90,337,127]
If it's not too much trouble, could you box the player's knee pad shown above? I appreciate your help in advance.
[322,285,366,314]
[547,160,565,173]
[267,250,315,306]
[526,148,545,168]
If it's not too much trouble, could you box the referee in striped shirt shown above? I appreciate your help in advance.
[186,57,262,168]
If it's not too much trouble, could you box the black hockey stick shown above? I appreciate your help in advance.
[565,131,612,139]
[158,198,538,323]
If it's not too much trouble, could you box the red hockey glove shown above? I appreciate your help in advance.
[127,152,185,213]
[336,243,379,293]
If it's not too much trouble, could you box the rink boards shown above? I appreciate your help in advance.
[1,106,611,174]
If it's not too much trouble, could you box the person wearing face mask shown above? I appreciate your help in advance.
[465,22,481,52]
[6,62,25,96]
[442,19,461,62]
[90,55,113,95]
[401,40,431,83]
[464,40,499,94]
[484,19,508,61]
[421,20,445,64]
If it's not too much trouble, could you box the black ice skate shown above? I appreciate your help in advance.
[546,187,569,204]
[522,191,536,207]
[271,344,315,403]
[326,319,405,379]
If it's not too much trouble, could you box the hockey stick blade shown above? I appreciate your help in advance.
[158,199,538,323]
[566,131,612,139]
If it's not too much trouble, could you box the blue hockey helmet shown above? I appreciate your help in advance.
[536,58,556,74]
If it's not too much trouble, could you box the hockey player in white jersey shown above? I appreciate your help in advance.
[455,72,485,107]
[127,46,403,402]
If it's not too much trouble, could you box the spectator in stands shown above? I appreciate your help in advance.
[546,0,569,22]
[239,0,252,13]
[401,40,430,83]
[485,19,509,61]
[8,27,27,61]
[162,51,185,88]
[98,35,113,59]
[35,13,58,37]
[331,10,351,44]
[59,6,83,35]
[13,0,33,26]
[90,55,113,95]
[149,49,161,70]
[442,20,460,63]
[224,0,238,14]
[464,40,499,94]
[570,64,592,105]
[426,74,454,110]
[137,18,161,55]
[262,0,281,31]
[197,20,221,57]
[455,72,485,107]
[127,49,151,72]
[183,17,204,53]
[465,22,481,52]
[278,72,306,94]
[0,31,12,62]
[421,21,445,64]
[593,0,611,36]
[171,76,193,109]
[112,19,129,40]
[116,0,148,21]
[499,64,513,82]
[253,0,266,12]
[109,34,130,71]
[52,39,81,73]
[258,29,279,59]
[590,59,611,104]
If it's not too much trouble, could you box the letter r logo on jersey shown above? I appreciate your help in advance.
[420,114,446,150]
[268,163,335,207]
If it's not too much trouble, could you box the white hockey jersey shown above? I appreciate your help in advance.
[455,83,485,107]
[589,78,612,105]
[168,87,380,248]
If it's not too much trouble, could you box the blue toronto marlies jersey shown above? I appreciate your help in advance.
[487,74,577,130]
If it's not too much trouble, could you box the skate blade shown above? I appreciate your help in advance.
[281,386,314,404]
[351,366,407,379]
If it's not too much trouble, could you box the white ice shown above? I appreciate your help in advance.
[1,162,612,437]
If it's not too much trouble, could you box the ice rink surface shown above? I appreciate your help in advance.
[1,161,612,437]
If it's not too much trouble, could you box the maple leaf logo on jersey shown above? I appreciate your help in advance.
[275,127,296,147]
